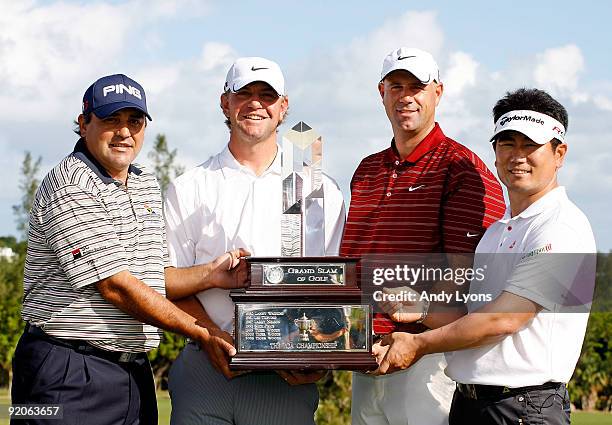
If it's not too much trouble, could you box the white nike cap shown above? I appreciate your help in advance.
[380,47,441,84]
[224,57,285,96]
[490,110,566,144]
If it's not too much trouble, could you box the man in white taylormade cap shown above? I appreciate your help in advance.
[163,57,346,424]
[341,47,505,424]
[372,88,596,425]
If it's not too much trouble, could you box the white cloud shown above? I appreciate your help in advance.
[0,0,212,122]
[533,44,585,96]
[285,11,446,188]
[443,51,479,97]
[593,95,612,111]
[0,3,611,250]
[199,42,236,71]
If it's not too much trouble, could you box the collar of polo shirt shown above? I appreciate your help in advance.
[73,138,142,184]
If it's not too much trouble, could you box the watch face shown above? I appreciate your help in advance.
[265,266,285,284]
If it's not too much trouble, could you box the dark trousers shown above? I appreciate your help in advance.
[449,385,571,425]
[11,329,157,425]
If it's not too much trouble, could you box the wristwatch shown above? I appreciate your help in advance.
[415,297,430,324]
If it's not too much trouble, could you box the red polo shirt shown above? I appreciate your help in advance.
[340,123,505,332]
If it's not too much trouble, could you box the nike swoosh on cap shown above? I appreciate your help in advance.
[251,66,268,71]
[397,55,416,60]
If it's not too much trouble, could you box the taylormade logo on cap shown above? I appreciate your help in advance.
[82,74,151,120]
[491,110,566,144]
[224,57,285,96]
[381,47,441,84]
[499,114,545,127]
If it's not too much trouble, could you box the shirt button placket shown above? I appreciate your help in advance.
[387,168,398,198]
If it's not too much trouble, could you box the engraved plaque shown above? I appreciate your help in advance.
[236,304,369,352]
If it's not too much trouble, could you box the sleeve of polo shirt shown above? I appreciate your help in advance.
[41,184,128,290]
[441,156,504,253]
[161,222,172,268]
[323,175,346,256]
[503,223,596,312]
[164,181,196,268]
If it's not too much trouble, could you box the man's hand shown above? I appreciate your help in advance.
[164,248,251,300]
[208,248,250,290]
[378,287,423,323]
[195,326,246,379]
[276,370,327,385]
[371,332,424,375]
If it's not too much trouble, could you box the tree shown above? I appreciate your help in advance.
[316,371,352,425]
[12,152,42,241]
[147,134,186,388]
[0,250,25,390]
[148,134,184,198]
[147,331,186,390]
[568,252,612,411]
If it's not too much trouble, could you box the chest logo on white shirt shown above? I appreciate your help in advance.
[408,184,426,192]
[522,243,552,259]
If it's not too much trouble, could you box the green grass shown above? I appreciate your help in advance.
[1,388,610,424]
[157,391,171,424]
[571,410,612,425]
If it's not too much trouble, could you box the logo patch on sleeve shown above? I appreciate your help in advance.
[144,203,156,214]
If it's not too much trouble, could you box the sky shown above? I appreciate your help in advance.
[1,0,611,250]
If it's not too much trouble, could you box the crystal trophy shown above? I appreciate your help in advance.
[229,122,375,370]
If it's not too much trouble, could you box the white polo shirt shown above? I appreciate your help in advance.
[164,144,346,332]
[445,187,596,387]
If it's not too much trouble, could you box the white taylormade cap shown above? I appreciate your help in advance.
[380,47,441,84]
[224,57,285,96]
[491,110,566,144]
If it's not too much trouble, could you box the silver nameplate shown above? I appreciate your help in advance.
[237,304,370,352]
[262,263,345,285]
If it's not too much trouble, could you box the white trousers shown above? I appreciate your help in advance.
[351,353,455,425]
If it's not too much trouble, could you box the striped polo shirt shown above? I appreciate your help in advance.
[341,123,505,254]
[340,124,505,332]
[22,138,169,352]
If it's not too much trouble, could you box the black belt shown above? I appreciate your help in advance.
[456,381,564,400]
[25,324,143,363]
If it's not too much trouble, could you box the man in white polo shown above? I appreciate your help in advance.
[372,88,596,425]
[164,57,346,424]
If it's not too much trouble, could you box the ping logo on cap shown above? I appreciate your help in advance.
[102,84,142,99]
[82,73,152,120]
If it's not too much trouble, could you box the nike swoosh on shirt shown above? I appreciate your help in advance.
[466,232,480,238]
[408,185,425,191]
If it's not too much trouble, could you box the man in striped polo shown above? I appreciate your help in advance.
[341,48,505,424]
[12,74,249,425]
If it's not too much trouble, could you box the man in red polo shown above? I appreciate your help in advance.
[341,47,505,425]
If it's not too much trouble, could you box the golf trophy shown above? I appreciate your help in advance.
[229,122,375,370]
